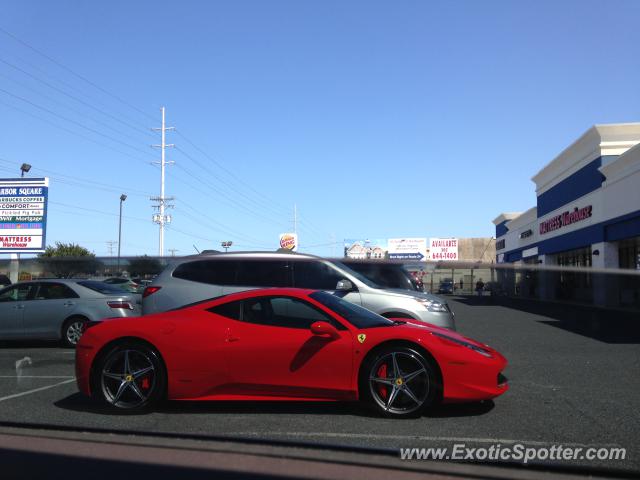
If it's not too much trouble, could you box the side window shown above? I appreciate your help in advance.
[207,300,242,321]
[34,283,79,300]
[240,296,345,330]
[0,284,33,302]
[235,260,290,287]
[292,261,345,290]
[173,260,237,285]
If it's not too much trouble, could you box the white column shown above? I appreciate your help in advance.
[592,241,619,307]
[9,253,19,283]
[537,254,555,301]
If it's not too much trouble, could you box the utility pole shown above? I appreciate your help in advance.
[168,248,179,257]
[106,241,117,256]
[151,107,175,257]
[117,194,127,273]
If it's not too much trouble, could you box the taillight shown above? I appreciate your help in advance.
[143,286,161,298]
[107,301,134,310]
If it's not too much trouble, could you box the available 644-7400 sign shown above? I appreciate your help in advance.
[0,177,49,253]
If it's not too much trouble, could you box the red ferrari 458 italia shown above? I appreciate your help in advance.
[76,288,508,417]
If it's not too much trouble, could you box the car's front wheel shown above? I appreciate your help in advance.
[93,341,166,412]
[360,346,438,418]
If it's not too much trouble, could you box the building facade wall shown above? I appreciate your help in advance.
[493,124,640,308]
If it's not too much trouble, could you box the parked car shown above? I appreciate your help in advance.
[340,259,423,292]
[0,274,11,288]
[438,281,454,294]
[142,252,455,330]
[0,279,141,347]
[78,287,507,415]
[103,277,141,293]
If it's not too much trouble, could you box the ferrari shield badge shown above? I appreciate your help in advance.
[357,333,367,344]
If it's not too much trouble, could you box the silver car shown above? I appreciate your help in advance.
[142,252,455,330]
[0,279,141,347]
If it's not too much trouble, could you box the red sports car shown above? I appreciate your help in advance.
[76,288,508,417]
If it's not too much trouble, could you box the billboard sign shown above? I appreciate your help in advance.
[279,232,298,252]
[388,238,428,261]
[0,177,49,253]
[429,238,458,260]
[344,238,387,259]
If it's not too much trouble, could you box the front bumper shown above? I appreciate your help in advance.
[441,350,509,402]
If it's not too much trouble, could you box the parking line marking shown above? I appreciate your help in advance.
[0,378,76,402]
[0,376,75,379]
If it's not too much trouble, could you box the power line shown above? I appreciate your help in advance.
[175,144,292,220]
[0,99,155,168]
[0,56,156,138]
[0,25,158,124]
[0,69,155,146]
[0,86,157,159]
[172,164,288,229]
[0,157,154,197]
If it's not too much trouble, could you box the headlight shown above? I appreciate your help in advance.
[414,298,448,313]
[431,331,493,358]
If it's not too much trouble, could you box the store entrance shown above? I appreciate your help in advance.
[556,246,593,303]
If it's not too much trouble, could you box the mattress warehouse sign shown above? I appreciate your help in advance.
[0,178,49,253]
[539,205,592,235]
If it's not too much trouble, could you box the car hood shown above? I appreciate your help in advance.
[393,320,489,349]
[378,288,447,304]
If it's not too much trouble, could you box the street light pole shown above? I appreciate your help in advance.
[221,241,232,252]
[117,194,127,273]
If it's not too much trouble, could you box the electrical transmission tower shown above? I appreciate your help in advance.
[151,106,175,257]
[168,248,179,257]
[106,240,117,256]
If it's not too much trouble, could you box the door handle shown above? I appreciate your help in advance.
[13,304,25,310]
[63,302,75,307]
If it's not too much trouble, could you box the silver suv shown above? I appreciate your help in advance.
[142,252,455,330]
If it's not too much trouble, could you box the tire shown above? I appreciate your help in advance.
[61,317,88,348]
[359,345,438,418]
[92,341,166,412]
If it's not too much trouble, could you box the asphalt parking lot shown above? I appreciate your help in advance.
[0,296,638,474]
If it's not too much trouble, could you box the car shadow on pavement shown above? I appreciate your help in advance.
[55,392,494,419]
[452,296,640,344]
[424,400,494,418]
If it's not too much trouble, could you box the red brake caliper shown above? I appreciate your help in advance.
[140,377,150,390]
[377,363,388,399]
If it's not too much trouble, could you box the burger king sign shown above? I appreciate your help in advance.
[279,232,298,252]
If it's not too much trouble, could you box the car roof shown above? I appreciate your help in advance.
[182,251,323,261]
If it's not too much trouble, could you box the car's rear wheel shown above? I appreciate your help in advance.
[61,316,87,348]
[93,341,165,412]
[360,346,437,418]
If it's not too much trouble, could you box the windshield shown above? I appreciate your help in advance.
[330,261,382,289]
[309,291,393,329]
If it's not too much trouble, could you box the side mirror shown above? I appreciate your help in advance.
[310,321,340,339]
[335,279,354,291]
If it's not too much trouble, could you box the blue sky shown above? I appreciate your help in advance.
[1,1,639,257]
